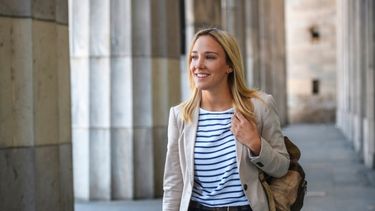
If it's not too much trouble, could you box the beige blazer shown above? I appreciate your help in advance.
[162,92,290,211]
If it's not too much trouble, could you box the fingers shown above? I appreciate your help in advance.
[234,111,246,123]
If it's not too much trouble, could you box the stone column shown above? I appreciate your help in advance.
[185,0,222,49]
[89,0,111,200]
[352,0,364,153]
[245,0,261,89]
[342,0,351,137]
[258,0,287,125]
[336,0,343,130]
[222,0,246,71]
[183,0,222,102]
[110,0,155,199]
[71,0,111,200]
[0,0,73,210]
[70,0,90,200]
[109,0,133,200]
[150,0,181,197]
[269,0,287,125]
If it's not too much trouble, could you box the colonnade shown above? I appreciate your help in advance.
[336,0,375,168]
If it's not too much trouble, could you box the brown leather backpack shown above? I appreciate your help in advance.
[259,136,307,211]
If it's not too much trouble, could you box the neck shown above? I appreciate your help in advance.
[200,89,233,111]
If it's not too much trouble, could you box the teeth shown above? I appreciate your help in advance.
[196,73,209,78]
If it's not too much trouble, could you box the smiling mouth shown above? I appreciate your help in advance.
[195,73,210,78]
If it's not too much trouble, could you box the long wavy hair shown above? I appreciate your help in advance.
[182,28,260,123]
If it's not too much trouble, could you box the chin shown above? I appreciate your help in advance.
[194,83,209,90]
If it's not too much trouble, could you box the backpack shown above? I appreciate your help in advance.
[259,136,307,211]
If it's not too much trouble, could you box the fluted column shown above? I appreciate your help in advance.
[109,0,133,200]
[364,0,375,168]
[222,0,246,71]
[268,0,287,125]
[352,0,364,153]
[70,0,90,200]
[185,0,222,48]
[70,0,111,201]
[89,0,111,200]
[150,0,181,197]
[183,0,222,101]
[0,0,73,210]
[110,0,157,199]
[245,0,261,89]
[257,0,287,125]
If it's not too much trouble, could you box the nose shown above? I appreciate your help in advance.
[192,56,205,69]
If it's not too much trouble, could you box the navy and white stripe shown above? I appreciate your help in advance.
[191,108,250,207]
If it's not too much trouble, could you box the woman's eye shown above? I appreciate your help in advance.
[206,56,216,60]
[191,55,198,60]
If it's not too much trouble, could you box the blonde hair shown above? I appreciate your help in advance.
[182,28,260,123]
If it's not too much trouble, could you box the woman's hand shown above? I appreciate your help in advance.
[231,112,261,156]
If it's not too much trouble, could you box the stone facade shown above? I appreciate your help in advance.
[286,0,337,123]
[336,0,375,168]
[0,0,73,210]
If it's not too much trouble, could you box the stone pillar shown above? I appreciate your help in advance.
[257,0,288,125]
[183,0,222,101]
[71,0,111,201]
[364,0,375,168]
[336,0,343,130]
[150,0,181,197]
[245,0,261,89]
[352,0,364,153]
[109,0,133,200]
[89,0,111,200]
[70,0,90,200]
[222,0,246,71]
[269,0,287,125]
[185,0,222,49]
[110,0,151,199]
[0,0,73,210]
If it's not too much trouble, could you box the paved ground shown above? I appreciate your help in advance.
[75,124,375,211]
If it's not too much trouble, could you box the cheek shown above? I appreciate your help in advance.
[189,61,195,73]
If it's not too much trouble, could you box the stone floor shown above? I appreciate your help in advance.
[75,124,375,211]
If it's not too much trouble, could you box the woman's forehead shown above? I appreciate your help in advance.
[192,35,224,53]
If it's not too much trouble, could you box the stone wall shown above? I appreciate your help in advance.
[286,0,337,123]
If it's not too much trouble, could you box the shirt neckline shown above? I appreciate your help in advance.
[199,107,234,113]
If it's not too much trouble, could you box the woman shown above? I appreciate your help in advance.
[163,28,289,211]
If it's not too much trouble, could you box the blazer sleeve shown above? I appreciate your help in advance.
[248,94,290,178]
[162,107,183,211]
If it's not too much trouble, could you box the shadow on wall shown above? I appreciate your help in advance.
[289,94,336,123]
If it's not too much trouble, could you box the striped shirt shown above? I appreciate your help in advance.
[191,108,249,207]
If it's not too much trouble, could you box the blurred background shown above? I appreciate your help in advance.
[1,0,374,210]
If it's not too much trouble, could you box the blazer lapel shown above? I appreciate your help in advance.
[235,135,244,170]
[184,108,199,178]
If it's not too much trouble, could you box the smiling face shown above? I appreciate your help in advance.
[189,35,231,93]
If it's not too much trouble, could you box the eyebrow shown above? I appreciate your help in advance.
[191,51,219,55]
